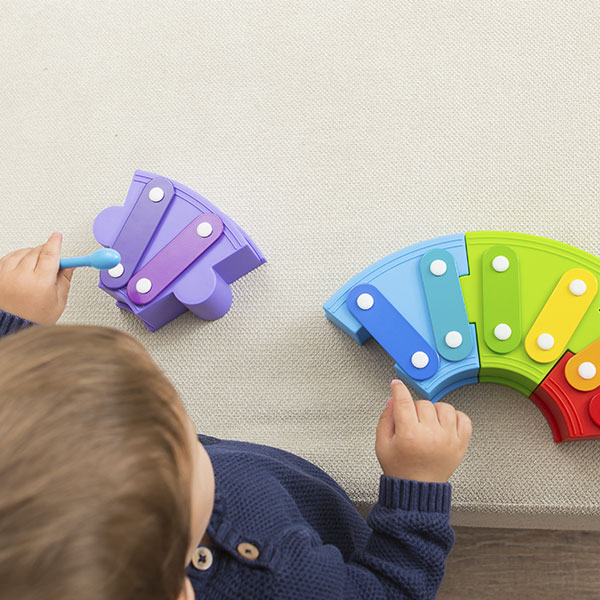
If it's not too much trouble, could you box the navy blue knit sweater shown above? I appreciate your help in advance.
[0,311,455,599]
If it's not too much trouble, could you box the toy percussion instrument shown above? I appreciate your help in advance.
[93,170,265,331]
[324,232,600,442]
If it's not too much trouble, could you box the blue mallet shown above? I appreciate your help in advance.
[59,249,121,271]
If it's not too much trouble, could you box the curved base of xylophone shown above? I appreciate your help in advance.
[325,231,600,442]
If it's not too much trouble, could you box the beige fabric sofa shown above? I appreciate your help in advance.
[2,1,599,530]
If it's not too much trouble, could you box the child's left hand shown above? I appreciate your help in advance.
[0,232,75,324]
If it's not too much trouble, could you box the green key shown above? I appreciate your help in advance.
[482,245,522,353]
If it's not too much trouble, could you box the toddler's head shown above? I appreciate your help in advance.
[0,325,214,600]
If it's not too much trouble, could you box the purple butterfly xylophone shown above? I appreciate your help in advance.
[93,170,265,331]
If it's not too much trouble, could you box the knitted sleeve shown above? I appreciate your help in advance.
[0,310,34,337]
[343,476,454,599]
[273,475,454,600]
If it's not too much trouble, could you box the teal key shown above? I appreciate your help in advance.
[59,249,121,270]
[419,249,473,362]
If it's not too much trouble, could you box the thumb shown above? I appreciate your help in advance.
[56,268,74,303]
[36,232,62,279]
[376,397,395,441]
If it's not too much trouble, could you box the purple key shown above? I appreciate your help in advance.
[100,178,175,290]
[127,213,224,305]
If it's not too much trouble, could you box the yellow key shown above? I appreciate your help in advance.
[524,268,598,363]
[565,337,600,391]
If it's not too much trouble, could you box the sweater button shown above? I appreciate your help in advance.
[191,546,213,571]
[237,542,260,560]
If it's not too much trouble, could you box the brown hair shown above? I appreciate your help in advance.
[0,325,191,600]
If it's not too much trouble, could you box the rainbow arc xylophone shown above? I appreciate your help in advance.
[324,232,600,442]
[93,170,265,331]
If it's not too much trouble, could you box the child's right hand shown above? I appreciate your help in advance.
[0,232,74,325]
[376,379,472,483]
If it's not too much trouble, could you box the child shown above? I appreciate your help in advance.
[0,233,472,600]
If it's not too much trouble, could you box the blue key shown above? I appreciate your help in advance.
[346,283,440,381]
[59,248,121,270]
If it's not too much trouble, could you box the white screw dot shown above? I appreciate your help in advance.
[430,259,447,276]
[445,331,463,348]
[148,187,165,202]
[196,222,213,238]
[569,279,587,296]
[578,361,597,380]
[356,293,374,310]
[108,263,124,278]
[492,255,510,272]
[411,351,430,369]
[537,333,554,351]
[494,323,512,341]
[136,278,152,294]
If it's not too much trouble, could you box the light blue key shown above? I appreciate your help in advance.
[59,248,121,270]
[419,249,473,362]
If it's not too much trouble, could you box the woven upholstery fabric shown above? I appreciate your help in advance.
[1,1,599,529]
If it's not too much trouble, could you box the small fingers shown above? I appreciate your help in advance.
[456,410,473,442]
[18,245,44,271]
[390,380,418,426]
[59,267,74,283]
[56,267,74,303]
[1,248,32,269]
[35,232,62,278]
[435,402,457,428]
[376,397,396,440]
[414,400,438,425]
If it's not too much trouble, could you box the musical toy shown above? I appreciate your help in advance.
[93,170,265,331]
[324,232,600,442]
[59,248,121,270]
